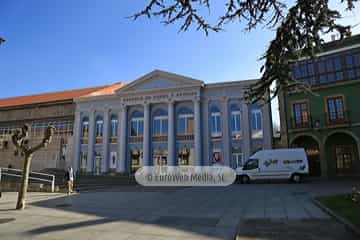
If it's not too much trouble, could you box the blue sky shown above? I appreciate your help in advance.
[1,0,359,125]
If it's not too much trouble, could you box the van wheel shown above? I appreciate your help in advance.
[291,173,301,183]
[241,175,250,184]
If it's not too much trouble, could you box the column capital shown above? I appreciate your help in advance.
[221,96,229,103]
[143,101,150,108]
[193,96,201,102]
[168,98,175,104]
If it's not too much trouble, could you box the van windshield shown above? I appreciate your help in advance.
[243,159,259,170]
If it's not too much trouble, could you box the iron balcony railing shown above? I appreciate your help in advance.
[290,115,312,129]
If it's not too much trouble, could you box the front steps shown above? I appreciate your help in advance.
[73,175,138,192]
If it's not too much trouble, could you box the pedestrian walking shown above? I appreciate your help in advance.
[64,166,74,194]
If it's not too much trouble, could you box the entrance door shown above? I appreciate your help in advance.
[335,145,354,175]
[130,150,142,174]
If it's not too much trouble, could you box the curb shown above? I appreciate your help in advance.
[312,198,360,237]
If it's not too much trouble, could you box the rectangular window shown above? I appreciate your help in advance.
[292,102,309,128]
[327,96,345,123]
[130,118,144,136]
[251,110,262,130]
[96,121,103,137]
[82,122,89,138]
[153,116,168,136]
[231,111,241,134]
[111,119,118,137]
[211,112,221,137]
[345,51,360,80]
[177,115,194,135]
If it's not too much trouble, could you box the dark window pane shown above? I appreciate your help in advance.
[336,72,343,81]
[308,64,314,75]
[319,75,327,83]
[334,57,341,70]
[163,119,168,134]
[348,70,355,79]
[346,55,353,67]
[138,121,144,135]
[327,73,335,82]
[356,69,360,78]
[301,64,308,77]
[355,52,360,66]
[318,61,325,73]
[326,59,333,71]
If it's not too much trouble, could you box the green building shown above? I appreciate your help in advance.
[279,34,360,177]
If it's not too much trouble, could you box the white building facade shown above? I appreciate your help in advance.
[72,70,272,175]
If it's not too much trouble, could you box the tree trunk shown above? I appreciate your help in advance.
[16,154,32,210]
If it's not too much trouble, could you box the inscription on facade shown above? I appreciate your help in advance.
[122,92,198,105]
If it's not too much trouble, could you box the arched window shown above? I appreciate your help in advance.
[210,106,221,137]
[177,107,194,135]
[95,116,104,138]
[130,111,144,137]
[153,109,168,136]
[110,115,118,137]
[230,104,241,135]
[81,117,89,139]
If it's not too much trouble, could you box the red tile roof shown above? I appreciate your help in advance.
[79,82,128,98]
[0,86,107,108]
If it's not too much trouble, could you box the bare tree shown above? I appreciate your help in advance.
[12,124,55,210]
[132,0,358,102]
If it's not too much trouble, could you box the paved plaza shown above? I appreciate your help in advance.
[0,180,358,240]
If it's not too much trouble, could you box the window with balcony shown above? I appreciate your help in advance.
[177,115,194,135]
[81,118,89,144]
[95,117,103,143]
[130,118,144,136]
[176,108,194,140]
[153,109,168,141]
[292,101,310,128]
[153,116,168,142]
[177,107,194,140]
[210,106,221,138]
[327,96,346,125]
[110,115,118,143]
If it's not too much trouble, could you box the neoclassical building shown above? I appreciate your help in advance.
[73,70,272,175]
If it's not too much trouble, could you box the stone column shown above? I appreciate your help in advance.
[72,110,81,173]
[87,110,95,173]
[221,98,231,166]
[242,103,251,161]
[143,103,151,167]
[262,100,273,149]
[102,108,110,173]
[320,144,328,177]
[194,99,202,166]
[168,100,176,166]
[202,99,210,165]
[118,105,127,174]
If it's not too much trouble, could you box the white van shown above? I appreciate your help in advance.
[236,148,309,183]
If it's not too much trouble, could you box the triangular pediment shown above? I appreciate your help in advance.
[116,70,203,93]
